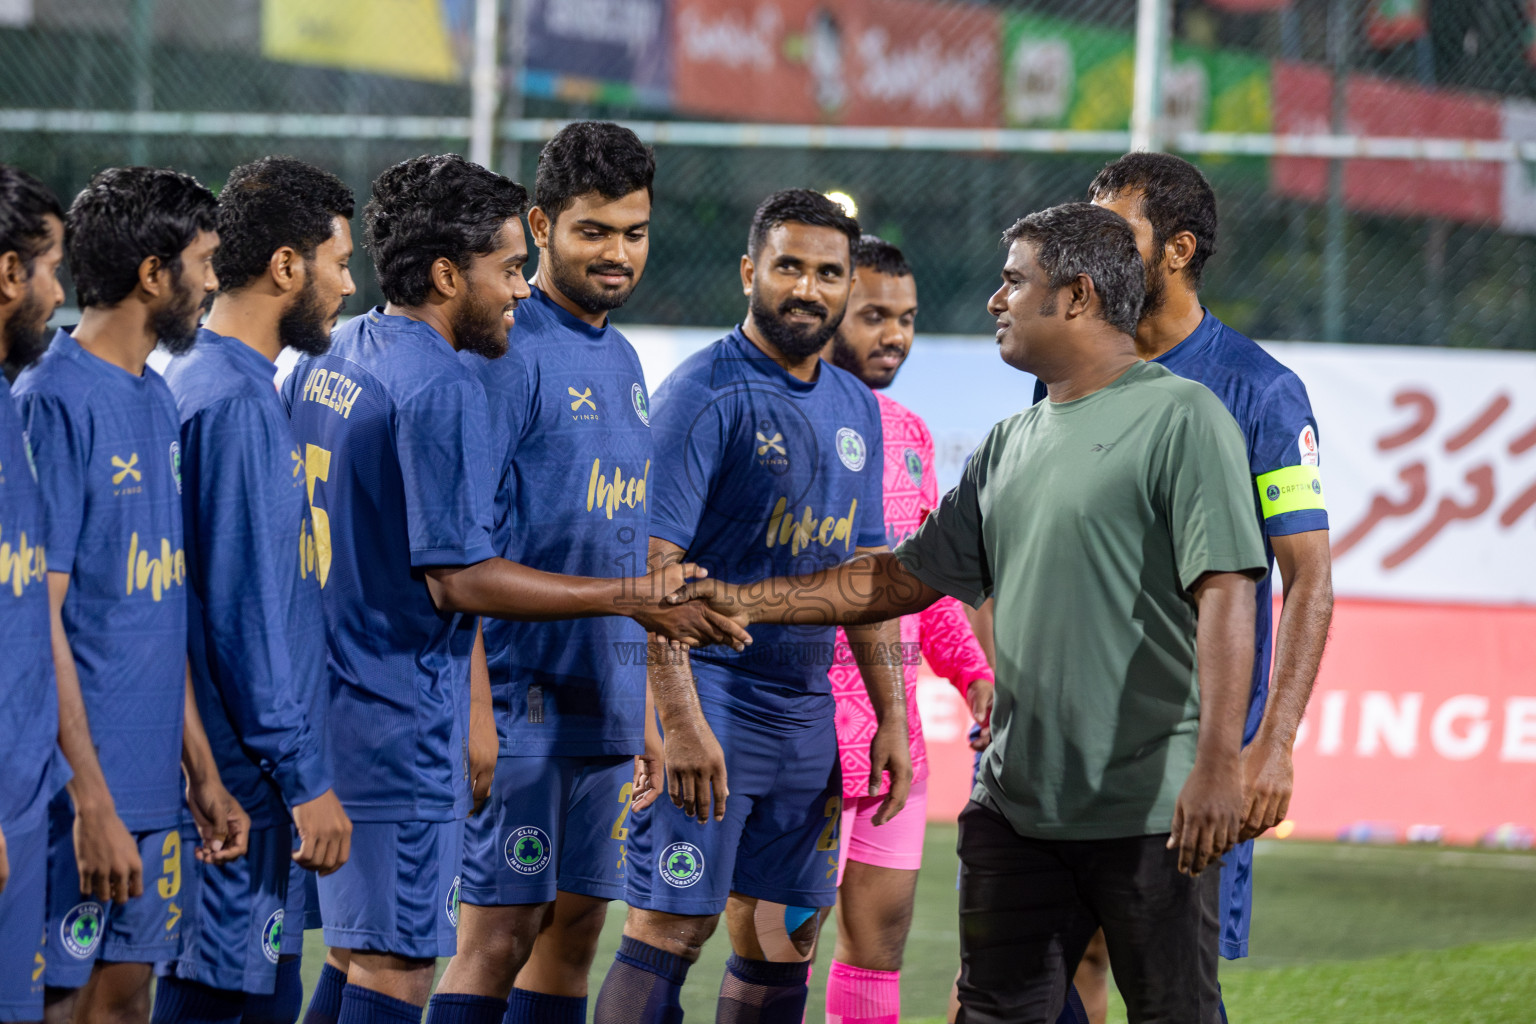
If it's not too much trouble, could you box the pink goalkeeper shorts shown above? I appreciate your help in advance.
[835,777,929,884]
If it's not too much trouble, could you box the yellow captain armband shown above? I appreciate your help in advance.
[1256,465,1326,519]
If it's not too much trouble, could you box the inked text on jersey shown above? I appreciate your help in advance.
[587,458,649,519]
[765,498,858,555]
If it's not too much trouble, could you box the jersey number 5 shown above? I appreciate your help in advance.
[303,444,334,588]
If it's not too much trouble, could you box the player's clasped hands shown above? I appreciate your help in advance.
[633,562,754,651]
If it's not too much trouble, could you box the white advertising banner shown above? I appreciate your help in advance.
[623,331,1536,607]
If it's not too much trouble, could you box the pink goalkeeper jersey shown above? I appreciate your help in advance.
[832,390,993,798]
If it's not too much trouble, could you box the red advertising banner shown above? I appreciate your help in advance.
[1364,0,1427,50]
[1271,62,1504,224]
[920,597,1536,845]
[672,0,1000,127]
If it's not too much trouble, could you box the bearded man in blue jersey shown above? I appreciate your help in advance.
[0,165,69,1024]
[593,189,909,1024]
[282,155,746,1024]
[14,167,249,1024]
[1035,153,1335,1022]
[430,122,661,1024]
[152,157,358,1024]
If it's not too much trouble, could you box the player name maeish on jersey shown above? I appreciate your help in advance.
[124,531,186,601]
[296,366,363,419]
[586,457,649,520]
[764,497,858,555]
[0,525,46,597]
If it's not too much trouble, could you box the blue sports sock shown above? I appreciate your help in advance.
[503,989,584,1024]
[715,954,811,1024]
[301,964,347,1024]
[424,993,508,1024]
[244,958,304,1024]
[1056,984,1089,1024]
[593,936,690,1024]
[337,985,422,1024]
[151,976,247,1024]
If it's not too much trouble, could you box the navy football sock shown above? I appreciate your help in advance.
[243,958,304,1024]
[337,985,422,1024]
[593,936,690,1024]
[503,988,584,1024]
[300,964,347,1024]
[1056,984,1089,1024]
[151,977,247,1024]
[424,993,509,1024]
[715,954,811,1024]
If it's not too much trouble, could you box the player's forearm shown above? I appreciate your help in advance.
[424,557,647,621]
[1255,561,1333,749]
[738,552,939,626]
[846,617,907,726]
[49,573,112,811]
[1191,572,1257,770]
[647,650,705,734]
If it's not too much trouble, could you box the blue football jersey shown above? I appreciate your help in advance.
[13,330,188,832]
[281,308,496,823]
[465,287,652,756]
[649,327,885,726]
[1031,310,1328,740]
[0,375,66,831]
[166,329,332,829]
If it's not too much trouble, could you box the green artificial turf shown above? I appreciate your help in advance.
[299,825,1536,1023]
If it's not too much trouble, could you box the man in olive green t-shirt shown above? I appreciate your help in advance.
[672,203,1266,1024]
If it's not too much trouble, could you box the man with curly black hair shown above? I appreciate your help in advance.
[281,154,745,1024]
[151,157,357,1024]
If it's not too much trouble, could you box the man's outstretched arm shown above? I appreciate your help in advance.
[674,550,944,628]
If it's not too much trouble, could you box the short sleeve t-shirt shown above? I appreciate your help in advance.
[282,308,497,822]
[1030,311,1328,741]
[0,375,66,831]
[464,287,652,757]
[13,330,188,833]
[897,360,1267,840]
[649,327,885,727]
[166,329,332,829]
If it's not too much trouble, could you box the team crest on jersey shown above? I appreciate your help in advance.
[169,441,183,494]
[903,448,922,487]
[445,875,461,927]
[631,383,649,426]
[659,842,704,888]
[506,826,552,875]
[836,428,867,472]
[1298,425,1319,466]
[260,909,283,964]
[61,902,104,959]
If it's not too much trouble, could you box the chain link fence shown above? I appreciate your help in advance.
[2,0,1534,348]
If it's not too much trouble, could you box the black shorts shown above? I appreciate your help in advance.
[955,800,1221,1024]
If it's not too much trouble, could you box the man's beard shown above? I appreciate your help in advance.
[829,331,903,389]
[2,285,52,372]
[453,289,512,359]
[750,292,843,363]
[153,272,212,356]
[278,276,340,356]
[545,235,636,315]
[1140,249,1167,322]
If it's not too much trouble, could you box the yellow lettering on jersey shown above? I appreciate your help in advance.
[124,532,186,601]
[0,524,47,597]
[585,458,650,520]
[765,498,857,555]
[300,367,362,419]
